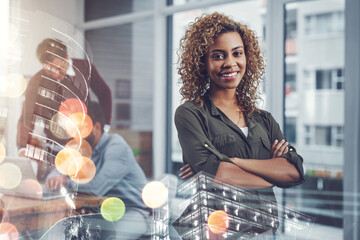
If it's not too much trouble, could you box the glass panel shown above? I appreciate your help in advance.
[3,3,154,238]
[85,0,154,21]
[85,20,154,177]
[284,1,345,239]
[170,0,267,174]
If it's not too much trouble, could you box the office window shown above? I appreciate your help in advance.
[285,117,297,144]
[284,0,344,231]
[316,68,344,90]
[316,69,332,89]
[84,0,154,21]
[115,79,131,99]
[315,126,331,145]
[304,125,344,147]
[305,11,344,36]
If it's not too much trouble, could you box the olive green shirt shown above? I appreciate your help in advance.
[175,93,304,188]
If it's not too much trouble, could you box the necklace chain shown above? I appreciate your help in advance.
[236,111,242,126]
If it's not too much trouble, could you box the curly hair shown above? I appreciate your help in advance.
[36,38,68,64]
[178,12,265,115]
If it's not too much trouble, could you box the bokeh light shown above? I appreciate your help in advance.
[7,44,21,66]
[0,223,19,240]
[17,179,43,200]
[0,142,5,164]
[59,98,87,118]
[65,113,93,139]
[142,181,168,208]
[101,197,126,222]
[66,139,92,158]
[5,73,27,98]
[55,148,83,176]
[207,210,229,234]
[69,157,96,184]
[0,163,22,189]
[50,113,71,140]
[8,23,18,42]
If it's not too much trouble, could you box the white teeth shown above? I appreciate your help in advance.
[222,72,237,77]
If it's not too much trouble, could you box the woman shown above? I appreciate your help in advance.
[17,38,112,179]
[175,12,304,237]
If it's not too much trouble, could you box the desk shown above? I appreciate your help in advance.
[1,194,105,233]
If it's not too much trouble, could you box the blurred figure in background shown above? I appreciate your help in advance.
[45,101,150,239]
[17,38,112,180]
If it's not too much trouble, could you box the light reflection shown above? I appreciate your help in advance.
[0,163,22,189]
[0,223,19,239]
[142,181,168,209]
[0,142,5,163]
[101,197,126,222]
[69,157,96,184]
[7,44,21,65]
[65,113,93,139]
[4,73,27,98]
[59,98,87,118]
[55,148,83,176]
[17,179,43,199]
[66,139,92,158]
[8,23,18,42]
[207,210,229,234]
[50,113,71,140]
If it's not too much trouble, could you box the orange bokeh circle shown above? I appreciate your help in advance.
[55,148,83,176]
[0,223,19,239]
[59,98,87,118]
[66,139,92,158]
[207,210,229,234]
[69,157,96,184]
[65,113,93,139]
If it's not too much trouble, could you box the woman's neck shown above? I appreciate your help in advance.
[210,88,238,109]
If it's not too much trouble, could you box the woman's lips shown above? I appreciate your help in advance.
[219,71,239,80]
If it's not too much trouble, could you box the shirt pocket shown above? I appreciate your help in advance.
[211,133,237,156]
[258,137,272,159]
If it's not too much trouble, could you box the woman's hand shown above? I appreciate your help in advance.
[179,164,194,180]
[271,139,289,158]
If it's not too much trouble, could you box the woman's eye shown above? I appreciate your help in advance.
[234,51,243,57]
[211,54,224,60]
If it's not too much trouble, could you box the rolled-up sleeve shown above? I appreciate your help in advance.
[265,112,305,188]
[175,105,232,177]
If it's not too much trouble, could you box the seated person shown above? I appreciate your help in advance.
[46,101,150,239]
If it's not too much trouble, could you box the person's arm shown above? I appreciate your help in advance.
[256,111,305,188]
[175,105,273,188]
[230,156,300,184]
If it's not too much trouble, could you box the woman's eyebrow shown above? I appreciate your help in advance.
[209,46,244,53]
[232,46,244,51]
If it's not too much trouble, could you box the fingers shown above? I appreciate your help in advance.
[181,171,194,180]
[271,139,289,158]
[46,179,51,189]
[179,164,192,177]
[179,164,189,171]
[179,164,194,180]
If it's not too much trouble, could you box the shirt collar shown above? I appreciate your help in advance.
[204,92,257,129]
[93,132,110,155]
[66,58,76,76]
[204,93,221,117]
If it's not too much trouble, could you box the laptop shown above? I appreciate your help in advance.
[0,156,73,200]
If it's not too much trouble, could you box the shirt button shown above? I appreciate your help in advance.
[204,144,209,147]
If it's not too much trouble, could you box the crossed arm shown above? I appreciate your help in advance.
[179,139,299,188]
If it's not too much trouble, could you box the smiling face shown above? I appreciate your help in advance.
[205,31,246,93]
